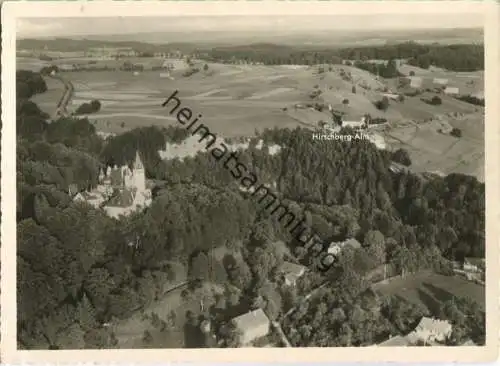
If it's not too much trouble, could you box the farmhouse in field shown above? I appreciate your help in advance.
[433,78,449,86]
[341,115,367,130]
[382,93,400,101]
[58,64,75,72]
[231,309,271,345]
[367,132,387,150]
[444,86,460,95]
[280,261,307,286]
[408,76,423,88]
[162,58,188,70]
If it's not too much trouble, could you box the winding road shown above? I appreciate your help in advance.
[50,73,74,119]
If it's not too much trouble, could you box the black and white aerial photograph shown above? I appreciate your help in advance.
[8,1,496,358]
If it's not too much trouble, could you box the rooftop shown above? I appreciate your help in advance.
[444,86,460,93]
[110,168,124,187]
[433,78,449,85]
[378,335,409,347]
[105,188,136,208]
[232,309,270,332]
[280,261,307,276]
[134,151,144,170]
[415,317,452,335]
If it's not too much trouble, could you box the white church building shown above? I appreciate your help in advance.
[73,151,152,219]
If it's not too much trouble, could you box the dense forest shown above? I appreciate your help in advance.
[17,70,485,349]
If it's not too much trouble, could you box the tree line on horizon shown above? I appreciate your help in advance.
[18,38,484,72]
[205,42,484,72]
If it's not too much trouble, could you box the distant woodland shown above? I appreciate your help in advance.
[17,68,485,349]
[206,42,484,72]
[18,38,485,72]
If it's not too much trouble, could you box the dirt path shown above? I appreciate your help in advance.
[49,74,74,118]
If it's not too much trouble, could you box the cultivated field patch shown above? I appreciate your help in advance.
[386,120,483,181]
[372,271,485,315]
[16,58,51,72]
[191,88,227,98]
[113,282,224,349]
[38,64,484,179]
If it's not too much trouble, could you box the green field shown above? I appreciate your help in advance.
[112,281,225,348]
[372,272,485,315]
[384,114,484,181]
[18,57,485,179]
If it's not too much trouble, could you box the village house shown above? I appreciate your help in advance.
[377,317,453,346]
[463,257,485,273]
[73,190,107,209]
[327,238,361,256]
[341,115,367,130]
[231,309,271,346]
[444,86,460,95]
[433,78,449,86]
[408,76,423,89]
[58,64,75,72]
[409,317,452,344]
[382,93,400,102]
[162,59,188,71]
[367,132,387,150]
[280,261,307,286]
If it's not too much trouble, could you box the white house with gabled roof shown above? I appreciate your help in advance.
[231,309,271,345]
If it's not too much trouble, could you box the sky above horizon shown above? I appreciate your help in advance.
[17,14,483,38]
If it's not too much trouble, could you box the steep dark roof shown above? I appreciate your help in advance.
[110,168,124,187]
[134,151,144,170]
[105,189,135,208]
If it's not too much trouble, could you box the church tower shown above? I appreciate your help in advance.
[132,151,146,192]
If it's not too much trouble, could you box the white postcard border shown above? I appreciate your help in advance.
[2,1,499,363]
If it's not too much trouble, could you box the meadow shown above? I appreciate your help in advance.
[19,57,485,180]
[372,271,485,315]
[113,282,225,348]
